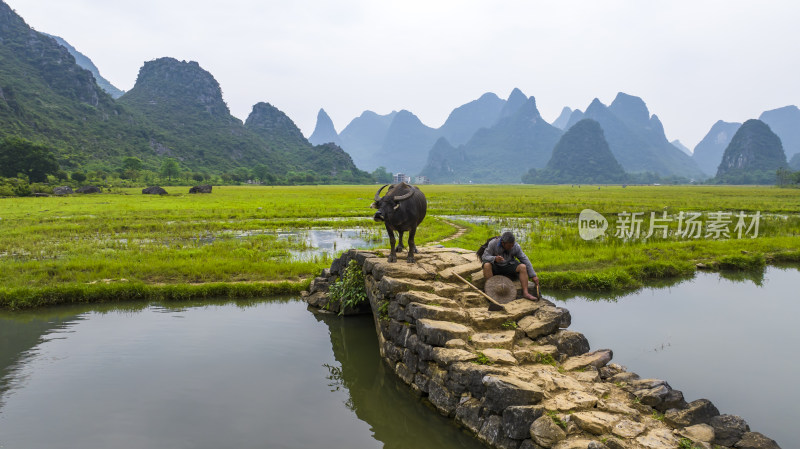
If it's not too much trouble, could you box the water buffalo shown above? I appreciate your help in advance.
[371,182,427,263]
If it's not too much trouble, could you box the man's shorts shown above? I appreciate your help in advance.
[490,261,519,279]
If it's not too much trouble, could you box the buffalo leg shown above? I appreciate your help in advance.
[385,225,397,263]
[395,230,405,253]
[406,227,418,263]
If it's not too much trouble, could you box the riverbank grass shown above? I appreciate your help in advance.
[1,185,798,309]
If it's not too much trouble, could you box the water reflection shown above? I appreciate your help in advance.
[0,298,482,449]
[226,227,386,260]
[312,311,485,449]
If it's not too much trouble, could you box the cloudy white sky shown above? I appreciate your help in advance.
[7,0,799,149]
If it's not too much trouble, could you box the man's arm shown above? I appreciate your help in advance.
[514,244,537,278]
[481,238,499,264]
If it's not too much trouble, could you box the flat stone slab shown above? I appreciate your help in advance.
[530,415,566,447]
[613,419,647,438]
[519,305,567,339]
[406,302,468,322]
[431,347,478,366]
[423,252,475,270]
[571,411,621,435]
[635,428,679,449]
[512,344,558,364]
[501,299,543,320]
[534,370,586,392]
[466,300,542,330]
[370,261,437,281]
[396,290,459,307]
[440,260,483,280]
[599,399,639,416]
[542,390,599,411]
[471,331,516,350]
[480,348,517,365]
[677,424,715,443]
[482,375,544,412]
[467,308,516,330]
[417,319,473,347]
[562,349,613,371]
[553,440,598,449]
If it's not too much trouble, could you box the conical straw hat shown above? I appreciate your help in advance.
[484,275,517,304]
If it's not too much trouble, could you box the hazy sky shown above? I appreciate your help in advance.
[6,0,799,149]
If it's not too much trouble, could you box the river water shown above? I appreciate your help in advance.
[1,267,797,448]
[0,299,483,449]
[551,266,798,447]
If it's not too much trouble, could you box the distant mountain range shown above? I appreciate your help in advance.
[713,119,787,184]
[671,140,691,156]
[690,106,800,177]
[692,120,742,176]
[318,90,513,175]
[563,93,705,180]
[759,106,800,160]
[523,119,626,184]
[2,0,797,185]
[0,0,369,183]
[44,33,125,99]
[420,92,562,183]
[318,90,740,183]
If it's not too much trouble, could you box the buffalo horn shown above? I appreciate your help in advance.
[393,188,415,201]
[374,184,389,202]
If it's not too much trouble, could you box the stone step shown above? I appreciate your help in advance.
[466,299,542,331]
[561,349,613,371]
[378,276,463,298]
[439,260,484,281]
[365,258,437,281]
[479,348,517,366]
[467,307,517,330]
[423,252,477,271]
[416,319,473,347]
[518,305,570,339]
[396,290,459,308]
[456,291,488,308]
[406,302,468,322]
[512,344,559,364]
[470,330,516,350]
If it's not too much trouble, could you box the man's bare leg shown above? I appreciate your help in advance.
[517,265,536,300]
[483,263,494,281]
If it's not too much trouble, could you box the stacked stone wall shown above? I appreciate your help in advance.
[303,248,781,449]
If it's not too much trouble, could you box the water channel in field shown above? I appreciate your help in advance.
[0,266,796,448]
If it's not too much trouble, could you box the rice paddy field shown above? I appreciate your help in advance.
[1,184,799,309]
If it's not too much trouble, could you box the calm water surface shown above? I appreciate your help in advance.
[552,266,799,448]
[1,267,797,448]
[0,299,482,449]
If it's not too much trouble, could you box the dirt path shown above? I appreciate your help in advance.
[428,218,468,245]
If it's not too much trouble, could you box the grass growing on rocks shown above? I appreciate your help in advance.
[1,184,798,309]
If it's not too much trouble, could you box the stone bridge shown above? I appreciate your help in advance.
[303,247,780,449]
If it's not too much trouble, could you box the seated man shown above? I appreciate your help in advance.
[481,231,539,300]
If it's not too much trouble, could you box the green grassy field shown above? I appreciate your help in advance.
[1,185,798,309]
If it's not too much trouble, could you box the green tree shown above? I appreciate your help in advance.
[371,166,393,184]
[0,137,60,182]
[122,157,143,172]
[160,158,181,181]
[252,164,270,182]
[232,167,251,182]
[71,171,87,182]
